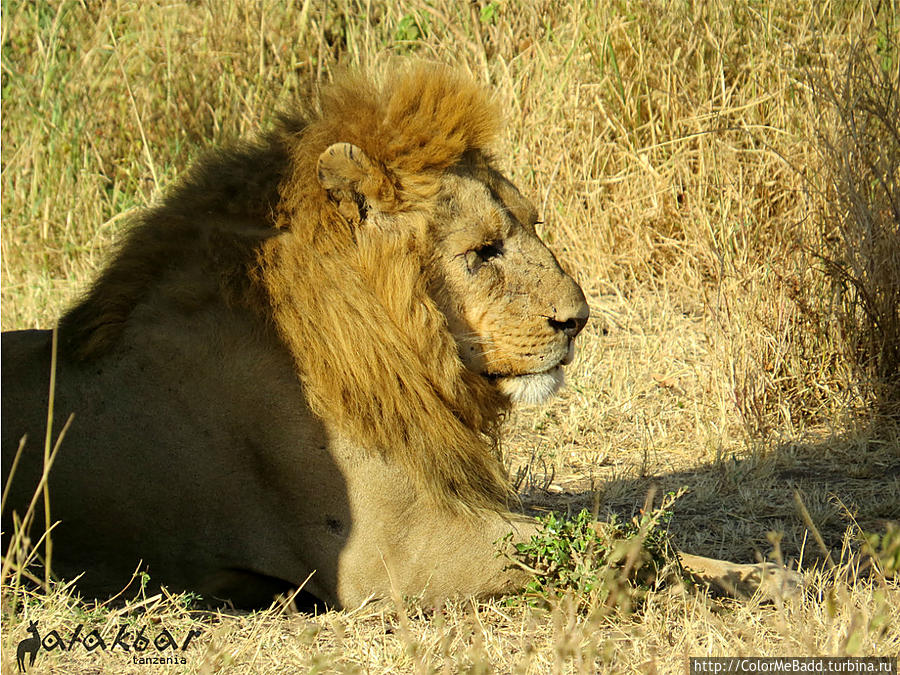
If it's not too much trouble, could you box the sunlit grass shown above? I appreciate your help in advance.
[2,1,898,672]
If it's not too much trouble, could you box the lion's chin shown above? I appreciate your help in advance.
[496,367,565,405]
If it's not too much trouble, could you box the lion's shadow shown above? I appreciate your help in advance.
[515,427,900,568]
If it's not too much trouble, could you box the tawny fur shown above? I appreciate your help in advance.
[60,64,514,511]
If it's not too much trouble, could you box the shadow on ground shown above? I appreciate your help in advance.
[516,426,900,570]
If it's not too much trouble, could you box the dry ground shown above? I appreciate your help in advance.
[1,1,898,673]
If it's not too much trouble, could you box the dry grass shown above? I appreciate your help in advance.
[2,0,898,673]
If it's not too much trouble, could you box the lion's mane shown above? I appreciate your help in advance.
[59,64,515,511]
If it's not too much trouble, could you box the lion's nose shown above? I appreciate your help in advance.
[549,315,588,339]
[548,280,590,339]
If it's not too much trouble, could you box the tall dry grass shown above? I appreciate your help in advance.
[807,38,900,421]
[2,1,898,673]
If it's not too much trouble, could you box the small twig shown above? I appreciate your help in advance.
[275,570,317,614]
[1,435,28,517]
[42,326,59,587]
[793,490,836,570]
[106,23,159,192]
[1,413,73,589]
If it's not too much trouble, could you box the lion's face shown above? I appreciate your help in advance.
[317,142,589,405]
[425,167,589,405]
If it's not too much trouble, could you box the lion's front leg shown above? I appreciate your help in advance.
[334,502,538,608]
[677,552,803,600]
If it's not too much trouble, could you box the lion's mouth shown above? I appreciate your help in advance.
[494,368,565,405]
[486,341,576,405]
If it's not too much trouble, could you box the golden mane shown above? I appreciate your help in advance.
[60,64,514,511]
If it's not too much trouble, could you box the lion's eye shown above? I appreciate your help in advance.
[474,242,502,261]
[464,241,503,273]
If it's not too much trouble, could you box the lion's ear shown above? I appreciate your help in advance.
[317,142,396,223]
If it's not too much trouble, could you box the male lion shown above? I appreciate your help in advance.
[2,65,795,608]
[2,65,587,608]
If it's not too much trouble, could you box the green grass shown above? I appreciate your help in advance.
[2,0,898,672]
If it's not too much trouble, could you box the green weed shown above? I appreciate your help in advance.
[507,490,684,612]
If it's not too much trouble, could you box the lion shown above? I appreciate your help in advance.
[2,64,797,608]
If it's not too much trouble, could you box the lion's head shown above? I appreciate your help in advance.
[60,63,589,512]
[314,143,589,406]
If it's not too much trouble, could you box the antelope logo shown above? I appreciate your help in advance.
[13,619,203,671]
[15,621,40,672]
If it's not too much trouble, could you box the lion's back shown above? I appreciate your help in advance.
[2,330,53,466]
